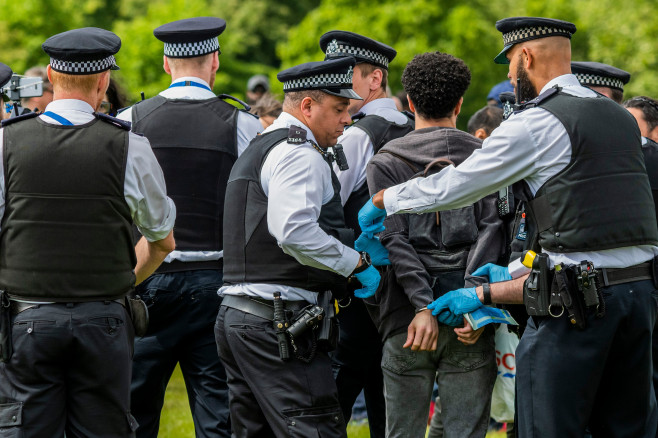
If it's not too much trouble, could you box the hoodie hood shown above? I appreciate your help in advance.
[379,126,482,169]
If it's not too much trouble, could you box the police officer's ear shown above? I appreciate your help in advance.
[300,96,314,118]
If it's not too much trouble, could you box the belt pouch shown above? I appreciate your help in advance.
[523,253,551,316]
[0,291,13,363]
[555,267,587,330]
[316,292,338,352]
[128,296,149,337]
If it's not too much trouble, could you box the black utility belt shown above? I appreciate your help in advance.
[221,294,337,361]
[524,255,655,330]
[9,298,125,316]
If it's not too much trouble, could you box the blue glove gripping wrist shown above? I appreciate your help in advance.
[436,309,463,327]
[358,197,386,238]
[354,234,391,266]
[471,263,512,283]
[354,265,381,299]
[428,287,482,316]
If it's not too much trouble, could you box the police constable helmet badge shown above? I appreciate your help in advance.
[326,39,339,55]
[346,66,353,82]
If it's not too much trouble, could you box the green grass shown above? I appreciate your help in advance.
[160,365,509,437]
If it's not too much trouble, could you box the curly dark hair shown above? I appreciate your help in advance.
[401,52,471,120]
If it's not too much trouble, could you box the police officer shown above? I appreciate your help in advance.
[119,17,260,438]
[571,61,630,103]
[0,28,176,437]
[318,30,413,435]
[217,58,383,437]
[359,17,658,437]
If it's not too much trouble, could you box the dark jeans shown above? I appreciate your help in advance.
[215,306,346,438]
[516,279,658,437]
[332,298,385,437]
[0,301,136,438]
[131,269,229,438]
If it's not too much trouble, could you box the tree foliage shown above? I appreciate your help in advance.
[279,0,658,127]
[0,0,655,115]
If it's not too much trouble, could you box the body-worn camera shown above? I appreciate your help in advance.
[287,305,324,338]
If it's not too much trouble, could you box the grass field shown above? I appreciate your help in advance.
[160,365,508,437]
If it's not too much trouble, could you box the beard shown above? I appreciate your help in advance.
[516,59,538,104]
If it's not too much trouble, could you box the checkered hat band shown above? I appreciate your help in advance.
[164,37,219,58]
[283,72,353,91]
[502,26,572,46]
[575,73,624,90]
[50,55,116,74]
[327,43,389,68]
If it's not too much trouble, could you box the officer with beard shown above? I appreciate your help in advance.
[358,16,658,437]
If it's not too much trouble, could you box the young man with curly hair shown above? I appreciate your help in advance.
[365,51,504,438]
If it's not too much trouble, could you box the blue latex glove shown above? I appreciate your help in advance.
[472,263,512,283]
[354,265,381,298]
[436,309,463,327]
[354,233,391,266]
[427,287,483,316]
[358,197,387,238]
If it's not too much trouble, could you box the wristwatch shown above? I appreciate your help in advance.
[350,251,372,276]
[482,283,492,305]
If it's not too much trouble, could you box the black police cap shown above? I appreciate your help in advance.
[0,63,12,89]
[154,17,226,58]
[277,58,362,100]
[494,17,576,64]
[320,30,396,70]
[42,27,121,74]
[571,61,630,91]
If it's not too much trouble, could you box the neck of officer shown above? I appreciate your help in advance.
[361,87,387,107]
[52,90,101,112]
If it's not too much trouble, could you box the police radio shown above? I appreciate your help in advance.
[497,186,515,217]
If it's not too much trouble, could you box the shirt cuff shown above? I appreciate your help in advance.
[336,248,361,278]
[383,187,399,216]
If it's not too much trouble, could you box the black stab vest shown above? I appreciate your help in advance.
[132,95,239,272]
[222,128,353,296]
[642,137,658,222]
[343,113,414,232]
[524,90,658,252]
[0,115,135,301]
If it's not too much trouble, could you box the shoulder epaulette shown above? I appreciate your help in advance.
[514,86,561,114]
[94,112,131,130]
[218,94,251,111]
[1,111,38,127]
[287,125,307,144]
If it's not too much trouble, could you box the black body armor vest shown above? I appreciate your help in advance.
[343,113,414,232]
[222,127,353,296]
[642,137,658,222]
[524,90,658,252]
[0,115,136,301]
[132,95,239,272]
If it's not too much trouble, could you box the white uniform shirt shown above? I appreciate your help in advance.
[119,76,261,264]
[220,112,360,302]
[0,99,176,242]
[383,74,658,268]
[334,98,408,205]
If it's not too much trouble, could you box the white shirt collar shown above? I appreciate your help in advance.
[44,99,95,114]
[170,76,212,89]
[265,111,319,145]
[540,74,585,94]
[360,98,398,116]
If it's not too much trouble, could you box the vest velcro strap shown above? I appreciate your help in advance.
[529,194,553,232]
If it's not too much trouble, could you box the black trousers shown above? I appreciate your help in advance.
[332,298,385,438]
[215,305,347,438]
[0,301,136,438]
[516,279,658,437]
[131,269,230,438]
